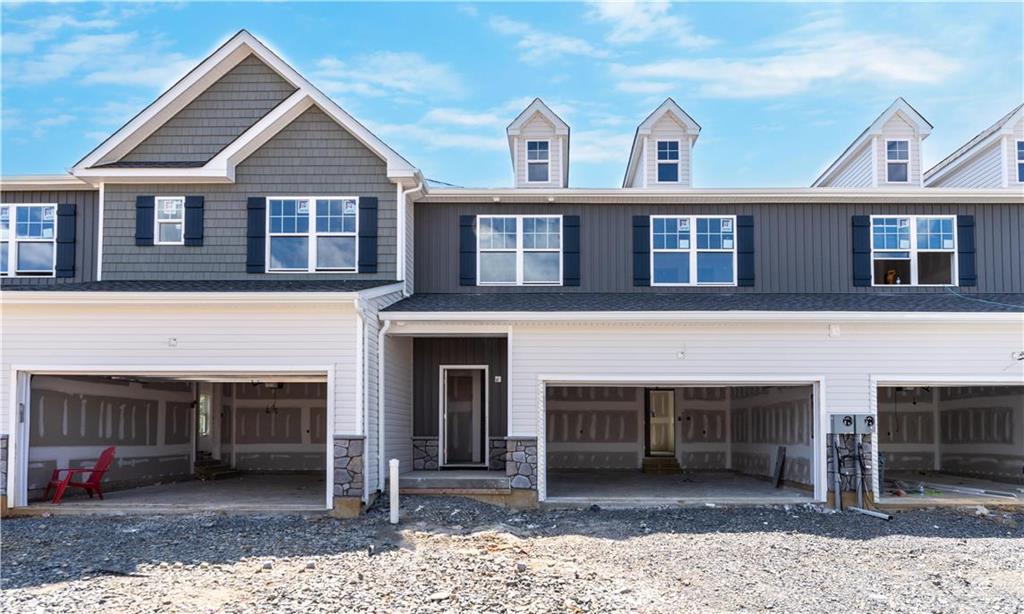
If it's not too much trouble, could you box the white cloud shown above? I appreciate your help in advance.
[315,52,466,99]
[423,108,504,128]
[36,113,76,127]
[1,14,117,54]
[571,128,634,163]
[586,0,715,48]
[612,16,961,98]
[488,15,608,63]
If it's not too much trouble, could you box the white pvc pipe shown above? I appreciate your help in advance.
[389,458,400,524]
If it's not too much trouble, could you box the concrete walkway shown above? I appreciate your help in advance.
[25,473,327,514]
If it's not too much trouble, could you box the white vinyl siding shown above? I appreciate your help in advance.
[644,114,692,188]
[927,140,1003,188]
[383,335,414,475]
[515,113,562,188]
[359,289,405,496]
[876,113,921,186]
[825,143,873,188]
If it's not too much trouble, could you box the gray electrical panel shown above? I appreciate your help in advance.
[830,413,876,434]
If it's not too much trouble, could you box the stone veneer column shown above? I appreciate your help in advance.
[489,438,507,471]
[506,437,538,490]
[333,436,364,517]
[412,437,439,470]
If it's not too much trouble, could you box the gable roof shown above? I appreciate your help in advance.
[924,103,1024,185]
[72,30,419,184]
[506,98,570,186]
[623,98,701,187]
[812,97,932,187]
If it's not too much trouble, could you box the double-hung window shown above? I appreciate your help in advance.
[267,197,358,272]
[478,215,561,285]
[1017,140,1023,183]
[656,140,680,183]
[651,215,736,286]
[871,215,956,286]
[155,196,185,245]
[526,141,550,183]
[1,203,57,277]
[886,140,909,183]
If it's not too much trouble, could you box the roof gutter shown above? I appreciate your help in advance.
[381,310,1024,324]
[0,282,405,305]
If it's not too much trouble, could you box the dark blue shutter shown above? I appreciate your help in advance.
[183,196,204,246]
[55,204,76,278]
[957,215,976,287]
[357,197,378,273]
[459,215,476,286]
[246,197,266,273]
[563,215,580,286]
[852,215,871,287]
[737,215,754,287]
[135,196,154,246]
[632,215,650,286]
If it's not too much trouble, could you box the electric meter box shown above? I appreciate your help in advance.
[830,414,876,434]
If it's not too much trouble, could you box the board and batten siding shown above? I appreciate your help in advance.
[0,302,360,436]
[102,106,398,280]
[929,141,1004,188]
[0,189,100,285]
[415,202,1024,294]
[120,55,297,164]
[505,320,1024,436]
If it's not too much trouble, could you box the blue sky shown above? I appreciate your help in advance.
[2,1,1021,187]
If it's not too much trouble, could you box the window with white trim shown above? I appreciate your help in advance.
[477,215,561,285]
[871,215,956,286]
[651,215,736,286]
[267,197,358,272]
[154,196,185,245]
[1,203,57,277]
[526,140,550,183]
[1017,140,1023,183]
[656,140,680,183]
[886,139,909,182]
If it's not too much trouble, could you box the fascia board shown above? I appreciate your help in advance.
[380,310,1023,323]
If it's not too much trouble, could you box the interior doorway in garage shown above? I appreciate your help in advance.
[20,373,328,512]
[877,385,1024,504]
[544,385,817,503]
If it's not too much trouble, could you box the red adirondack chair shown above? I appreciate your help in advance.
[44,446,117,504]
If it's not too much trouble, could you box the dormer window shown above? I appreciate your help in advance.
[1017,140,1024,182]
[656,140,681,183]
[886,140,909,183]
[526,140,550,183]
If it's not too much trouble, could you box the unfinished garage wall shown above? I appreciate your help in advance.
[28,375,195,495]
[730,386,813,486]
[939,386,1023,483]
[229,383,327,471]
[877,387,937,472]
[676,388,729,470]
[546,387,642,469]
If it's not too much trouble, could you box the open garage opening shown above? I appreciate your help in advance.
[544,385,817,504]
[877,385,1024,505]
[22,373,329,512]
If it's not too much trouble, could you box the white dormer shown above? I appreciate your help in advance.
[507,98,570,188]
[924,103,1024,188]
[813,98,932,188]
[623,98,701,188]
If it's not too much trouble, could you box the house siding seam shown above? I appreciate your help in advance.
[101,106,398,280]
[0,190,100,285]
[120,55,297,164]
[415,202,1023,294]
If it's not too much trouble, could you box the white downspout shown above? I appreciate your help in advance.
[353,298,367,503]
[396,179,425,297]
[377,319,392,493]
[96,182,105,280]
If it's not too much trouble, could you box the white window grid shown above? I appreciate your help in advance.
[477,214,562,286]
[1,203,58,277]
[656,140,682,184]
[870,214,957,287]
[154,196,185,245]
[885,139,910,183]
[265,196,358,273]
[1017,140,1024,183]
[526,140,550,184]
[650,214,737,287]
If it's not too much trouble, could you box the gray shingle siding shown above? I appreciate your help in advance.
[0,189,99,285]
[103,106,397,280]
[415,202,1024,294]
[119,55,297,164]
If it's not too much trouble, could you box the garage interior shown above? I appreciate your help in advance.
[25,374,327,512]
[877,385,1024,503]
[545,385,815,503]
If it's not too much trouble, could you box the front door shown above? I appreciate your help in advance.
[647,389,676,456]
[442,368,486,466]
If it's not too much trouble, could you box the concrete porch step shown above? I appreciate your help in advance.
[399,470,510,493]
[642,456,681,474]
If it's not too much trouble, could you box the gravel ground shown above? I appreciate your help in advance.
[2,497,1022,613]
